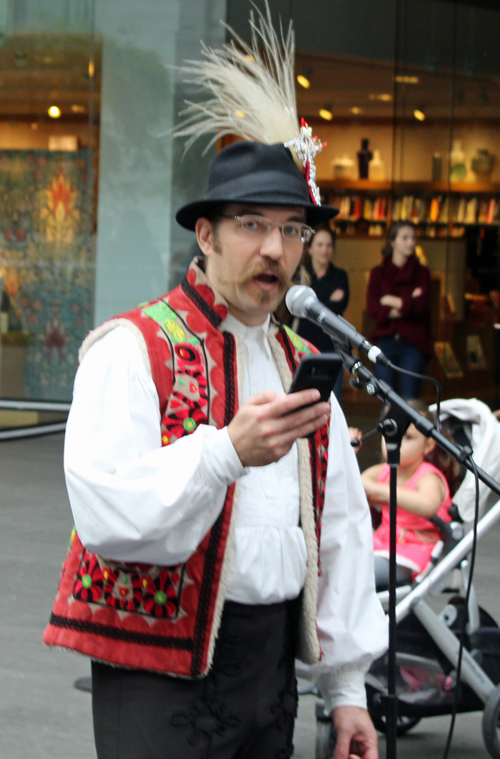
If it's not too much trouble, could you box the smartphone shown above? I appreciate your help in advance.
[288,353,343,403]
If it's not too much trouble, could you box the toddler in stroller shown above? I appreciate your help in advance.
[361,400,459,592]
[313,398,500,759]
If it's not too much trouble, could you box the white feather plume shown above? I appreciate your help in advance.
[173,1,299,153]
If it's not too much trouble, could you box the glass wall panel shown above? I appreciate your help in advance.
[0,0,227,416]
[228,0,500,403]
[394,0,500,400]
[2,0,499,413]
[0,0,97,406]
[93,0,226,317]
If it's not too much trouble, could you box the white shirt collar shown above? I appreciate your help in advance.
[221,313,271,342]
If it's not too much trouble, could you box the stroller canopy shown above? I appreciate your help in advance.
[430,398,500,522]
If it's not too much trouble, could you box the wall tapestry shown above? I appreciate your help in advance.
[0,150,94,401]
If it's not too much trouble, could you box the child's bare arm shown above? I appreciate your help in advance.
[394,472,445,518]
[361,464,386,503]
[362,469,445,518]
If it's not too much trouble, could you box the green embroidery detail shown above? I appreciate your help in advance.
[142,301,198,345]
[284,325,311,353]
[183,418,197,433]
[82,574,92,589]
[68,527,76,552]
[154,590,167,605]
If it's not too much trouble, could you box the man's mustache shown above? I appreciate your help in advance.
[233,260,292,290]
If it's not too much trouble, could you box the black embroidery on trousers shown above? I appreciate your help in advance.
[270,607,298,759]
[169,673,240,759]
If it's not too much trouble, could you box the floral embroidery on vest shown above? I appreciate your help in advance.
[43,259,328,677]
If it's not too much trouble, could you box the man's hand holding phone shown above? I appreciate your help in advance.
[227,389,330,468]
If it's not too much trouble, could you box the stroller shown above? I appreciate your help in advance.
[314,398,500,759]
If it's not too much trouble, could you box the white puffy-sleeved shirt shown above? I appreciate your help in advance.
[64,315,387,712]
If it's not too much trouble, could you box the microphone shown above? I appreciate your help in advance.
[286,285,390,367]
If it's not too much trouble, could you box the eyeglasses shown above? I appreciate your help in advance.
[220,214,315,243]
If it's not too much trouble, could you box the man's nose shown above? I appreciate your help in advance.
[259,225,284,259]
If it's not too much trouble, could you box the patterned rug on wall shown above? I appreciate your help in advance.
[0,150,94,401]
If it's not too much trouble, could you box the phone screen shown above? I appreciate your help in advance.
[288,354,342,403]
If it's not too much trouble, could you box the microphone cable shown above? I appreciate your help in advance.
[383,361,443,430]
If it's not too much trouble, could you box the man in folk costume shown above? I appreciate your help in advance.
[44,7,387,759]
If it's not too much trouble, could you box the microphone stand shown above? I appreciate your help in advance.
[330,346,500,759]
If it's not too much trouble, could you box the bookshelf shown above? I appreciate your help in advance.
[319,180,500,239]
[318,179,500,400]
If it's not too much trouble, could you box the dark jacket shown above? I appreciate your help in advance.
[366,254,431,357]
[297,263,349,352]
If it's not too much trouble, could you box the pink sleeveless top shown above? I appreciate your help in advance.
[372,461,452,576]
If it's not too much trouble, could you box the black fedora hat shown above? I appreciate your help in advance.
[175,141,339,231]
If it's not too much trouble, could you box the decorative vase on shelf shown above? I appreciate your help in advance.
[432,153,442,182]
[369,150,385,180]
[332,154,355,179]
[357,138,373,179]
[471,149,494,178]
[449,139,467,181]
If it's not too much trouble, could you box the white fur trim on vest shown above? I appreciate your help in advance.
[204,332,244,672]
[79,319,152,375]
[268,325,321,664]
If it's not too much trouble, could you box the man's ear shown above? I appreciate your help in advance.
[195,218,215,257]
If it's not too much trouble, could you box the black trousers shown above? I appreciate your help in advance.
[92,601,297,759]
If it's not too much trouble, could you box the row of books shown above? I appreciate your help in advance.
[335,222,386,237]
[327,192,500,226]
[392,195,500,225]
[335,223,462,238]
[330,194,388,221]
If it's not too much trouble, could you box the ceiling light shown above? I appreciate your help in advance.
[88,60,95,77]
[71,104,86,113]
[234,110,246,118]
[244,54,254,62]
[319,108,333,121]
[414,108,426,121]
[369,93,393,102]
[297,74,310,89]
[48,105,61,118]
[395,75,420,84]
[351,107,362,115]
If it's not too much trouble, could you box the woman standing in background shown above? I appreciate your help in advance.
[296,225,349,403]
[366,221,431,399]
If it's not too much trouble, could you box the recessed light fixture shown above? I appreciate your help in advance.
[319,108,333,121]
[234,110,246,118]
[351,107,363,115]
[71,104,85,113]
[48,105,61,118]
[395,75,420,84]
[297,74,310,89]
[245,54,254,62]
[369,93,393,102]
[88,60,95,77]
[413,108,425,121]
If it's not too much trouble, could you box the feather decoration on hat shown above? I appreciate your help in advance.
[173,1,299,152]
[173,1,326,206]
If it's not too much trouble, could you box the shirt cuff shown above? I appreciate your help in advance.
[314,665,368,714]
[197,426,248,491]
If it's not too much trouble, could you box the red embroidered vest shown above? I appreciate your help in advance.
[43,259,329,677]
